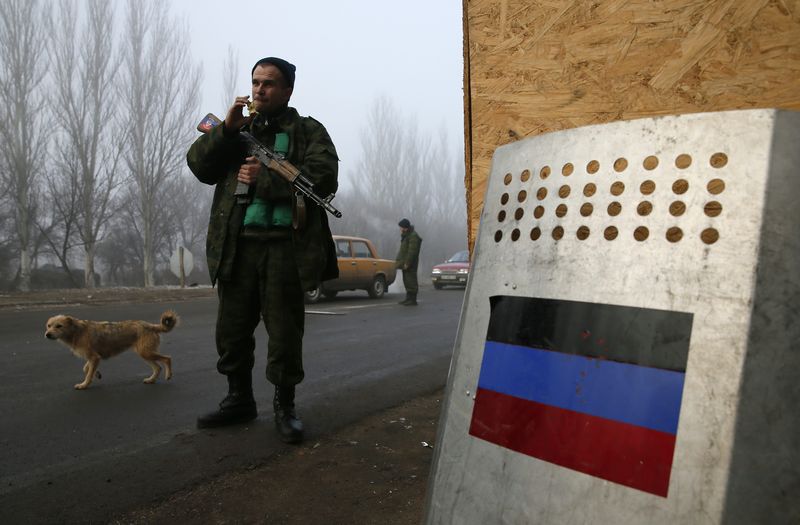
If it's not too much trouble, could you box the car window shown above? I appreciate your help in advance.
[447,250,469,263]
[336,239,351,257]
[352,241,372,258]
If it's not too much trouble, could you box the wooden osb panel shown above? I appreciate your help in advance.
[464,0,800,251]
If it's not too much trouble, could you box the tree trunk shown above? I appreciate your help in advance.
[16,193,32,291]
[143,224,154,287]
[84,242,96,288]
[18,247,32,291]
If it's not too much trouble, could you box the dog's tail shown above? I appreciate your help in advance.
[155,310,179,333]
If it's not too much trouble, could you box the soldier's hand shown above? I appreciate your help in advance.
[237,156,262,185]
[224,96,253,134]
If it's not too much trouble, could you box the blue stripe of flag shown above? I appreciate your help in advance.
[477,341,685,435]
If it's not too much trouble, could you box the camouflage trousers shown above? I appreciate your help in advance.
[402,268,419,294]
[215,236,305,387]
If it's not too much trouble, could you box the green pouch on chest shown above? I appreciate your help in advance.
[243,198,272,227]
[274,133,289,157]
[269,132,292,226]
[243,200,291,227]
[242,133,291,228]
[271,203,292,227]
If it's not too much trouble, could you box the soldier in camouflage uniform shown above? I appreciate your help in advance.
[187,57,339,444]
[395,218,422,306]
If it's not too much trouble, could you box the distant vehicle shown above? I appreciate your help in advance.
[431,250,470,289]
[305,235,397,303]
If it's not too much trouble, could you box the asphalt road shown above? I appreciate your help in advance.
[0,287,465,523]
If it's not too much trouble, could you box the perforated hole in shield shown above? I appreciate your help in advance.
[491,151,728,246]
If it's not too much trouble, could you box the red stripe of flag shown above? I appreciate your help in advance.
[469,388,677,497]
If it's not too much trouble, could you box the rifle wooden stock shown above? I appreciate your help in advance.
[195,113,342,218]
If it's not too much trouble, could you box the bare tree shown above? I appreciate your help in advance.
[35,163,82,287]
[166,174,213,278]
[221,44,240,113]
[0,0,48,291]
[334,97,466,273]
[336,97,423,253]
[97,193,145,286]
[118,0,202,286]
[416,124,468,267]
[45,0,121,288]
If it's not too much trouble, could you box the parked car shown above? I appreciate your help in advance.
[305,235,397,303]
[431,250,470,289]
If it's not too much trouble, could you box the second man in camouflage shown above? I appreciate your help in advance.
[395,218,422,306]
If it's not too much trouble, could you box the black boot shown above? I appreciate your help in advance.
[403,291,418,306]
[197,374,257,429]
[398,293,410,305]
[274,385,303,444]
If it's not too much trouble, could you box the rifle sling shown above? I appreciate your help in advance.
[292,193,307,231]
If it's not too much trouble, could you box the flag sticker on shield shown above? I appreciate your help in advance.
[469,296,693,497]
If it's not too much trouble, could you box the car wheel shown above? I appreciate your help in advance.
[323,290,338,299]
[433,283,443,290]
[304,285,322,304]
[367,276,386,298]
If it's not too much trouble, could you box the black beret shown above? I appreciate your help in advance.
[252,57,296,88]
[398,218,411,228]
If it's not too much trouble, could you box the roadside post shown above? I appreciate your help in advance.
[169,246,194,288]
[425,110,800,524]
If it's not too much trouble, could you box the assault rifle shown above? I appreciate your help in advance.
[196,113,342,218]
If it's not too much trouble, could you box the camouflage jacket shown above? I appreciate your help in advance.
[395,228,422,270]
[186,106,339,289]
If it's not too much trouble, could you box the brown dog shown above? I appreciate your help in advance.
[45,310,179,390]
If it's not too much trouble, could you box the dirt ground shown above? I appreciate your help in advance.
[111,392,441,525]
[4,287,442,524]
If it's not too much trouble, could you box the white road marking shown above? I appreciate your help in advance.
[306,300,403,315]
[339,303,390,310]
